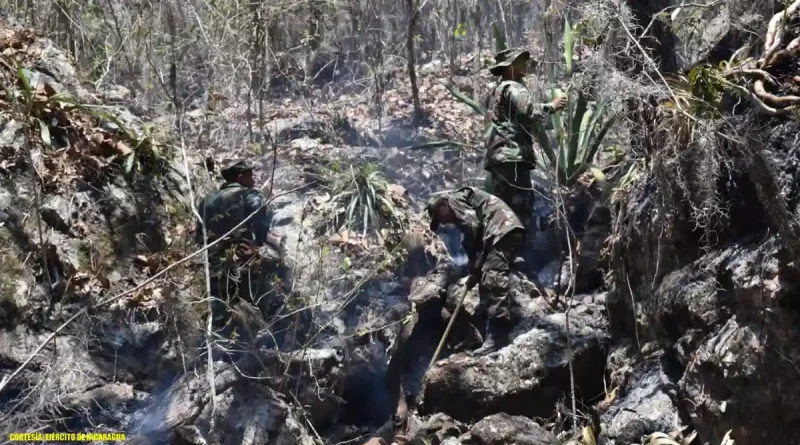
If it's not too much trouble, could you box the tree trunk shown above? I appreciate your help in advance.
[305,0,324,84]
[495,0,509,47]
[448,0,457,73]
[350,0,358,56]
[247,0,264,142]
[406,0,423,122]
[472,0,483,102]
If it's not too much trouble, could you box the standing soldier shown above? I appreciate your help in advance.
[194,159,277,329]
[484,48,568,227]
[426,186,525,354]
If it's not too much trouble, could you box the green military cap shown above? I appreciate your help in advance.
[220,159,254,180]
[489,48,532,76]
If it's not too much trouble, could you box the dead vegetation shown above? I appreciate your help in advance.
[575,0,800,271]
[0,29,168,183]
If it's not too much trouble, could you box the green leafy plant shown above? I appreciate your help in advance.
[2,67,53,150]
[657,61,745,152]
[532,18,616,186]
[662,63,731,118]
[441,82,485,115]
[453,22,467,38]
[330,162,402,239]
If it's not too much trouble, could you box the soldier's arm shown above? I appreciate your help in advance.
[458,217,484,275]
[461,229,481,271]
[244,190,272,245]
[506,84,556,125]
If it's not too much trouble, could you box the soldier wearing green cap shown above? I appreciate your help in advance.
[195,159,278,330]
[195,159,271,248]
[484,48,567,227]
[426,187,525,354]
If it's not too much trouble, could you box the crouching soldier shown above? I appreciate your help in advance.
[194,159,283,331]
[425,186,525,354]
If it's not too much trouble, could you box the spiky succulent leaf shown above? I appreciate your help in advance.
[563,18,574,77]
[442,82,486,116]
[567,90,588,167]
[582,114,616,169]
[493,22,507,52]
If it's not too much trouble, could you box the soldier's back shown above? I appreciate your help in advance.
[199,183,252,245]
[466,187,524,244]
[484,80,535,168]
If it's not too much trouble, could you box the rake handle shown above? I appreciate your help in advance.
[427,281,475,370]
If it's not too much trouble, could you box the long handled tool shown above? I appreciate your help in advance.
[428,280,477,369]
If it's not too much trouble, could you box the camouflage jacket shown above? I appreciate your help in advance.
[194,182,272,252]
[483,80,555,169]
[444,186,525,267]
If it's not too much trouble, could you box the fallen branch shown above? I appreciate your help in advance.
[753,80,800,107]
[427,280,476,369]
[744,88,791,116]
[722,67,778,88]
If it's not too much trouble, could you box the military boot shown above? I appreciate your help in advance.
[491,319,512,350]
[467,320,492,356]
[470,333,494,356]
[470,319,511,355]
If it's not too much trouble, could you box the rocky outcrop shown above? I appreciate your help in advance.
[0,24,356,444]
[669,0,775,71]
[11,2,800,444]
[413,273,609,423]
[605,97,800,444]
[599,344,682,444]
[126,348,344,444]
[0,25,215,438]
[625,0,779,73]
[420,309,608,422]
[467,414,561,445]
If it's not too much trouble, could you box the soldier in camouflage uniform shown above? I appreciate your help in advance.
[426,186,525,354]
[195,159,277,330]
[484,48,567,227]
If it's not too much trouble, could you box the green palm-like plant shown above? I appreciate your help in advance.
[534,18,616,185]
[330,162,402,238]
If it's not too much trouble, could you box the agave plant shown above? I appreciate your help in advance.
[531,18,616,186]
[330,162,401,239]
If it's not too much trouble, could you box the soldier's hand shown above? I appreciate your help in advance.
[551,96,568,111]
[466,274,479,290]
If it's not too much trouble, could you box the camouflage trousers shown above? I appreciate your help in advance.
[479,229,525,323]
[485,162,535,227]
[208,244,285,331]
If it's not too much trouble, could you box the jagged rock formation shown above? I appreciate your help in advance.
[467,414,561,445]
[419,287,608,423]
[599,345,682,444]
[625,0,778,73]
